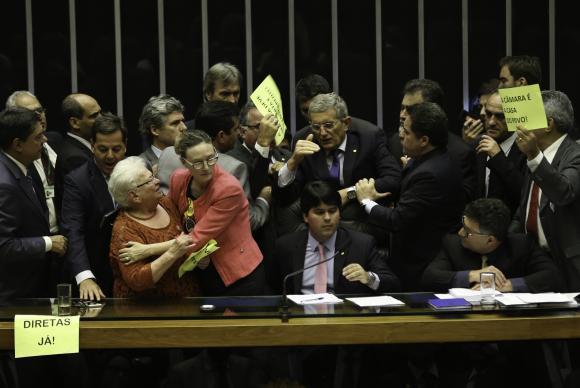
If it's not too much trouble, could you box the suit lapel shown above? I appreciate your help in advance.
[333,228,351,287]
[291,231,309,293]
[342,133,358,186]
[88,161,114,215]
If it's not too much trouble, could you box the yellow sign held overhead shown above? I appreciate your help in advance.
[498,84,547,131]
[250,75,287,145]
[14,315,79,358]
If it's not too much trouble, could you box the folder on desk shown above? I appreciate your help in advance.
[428,298,471,310]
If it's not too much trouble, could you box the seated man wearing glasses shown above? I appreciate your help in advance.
[422,198,562,292]
[276,93,401,246]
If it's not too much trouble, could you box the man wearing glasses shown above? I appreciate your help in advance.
[277,92,400,247]
[422,198,561,292]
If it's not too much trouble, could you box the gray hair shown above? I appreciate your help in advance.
[138,94,184,140]
[239,100,256,125]
[542,90,574,134]
[308,93,349,119]
[203,62,242,100]
[108,156,148,209]
[5,91,36,109]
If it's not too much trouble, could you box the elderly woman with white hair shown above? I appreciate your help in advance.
[108,156,200,298]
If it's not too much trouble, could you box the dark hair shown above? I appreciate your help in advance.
[138,94,184,141]
[499,55,542,86]
[194,101,240,139]
[61,94,84,120]
[300,180,342,215]
[477,78,500,96]
[464,198,511,241]
[0,108,41,150]
[203,62,242,101]
[91,112,127,143]
[402,79,444,106]
[406,102,448,148]
[175,130,212,158]
[296,74,331,103]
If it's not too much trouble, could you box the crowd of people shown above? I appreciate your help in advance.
[1,55,580,387]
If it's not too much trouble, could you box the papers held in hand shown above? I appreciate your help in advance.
[428,298,471,310]
[346,295,405,307]
[287,293,344,305]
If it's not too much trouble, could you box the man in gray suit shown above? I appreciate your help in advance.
[158,101,272,231]
[138,94,186,172]
[512,90,580,290]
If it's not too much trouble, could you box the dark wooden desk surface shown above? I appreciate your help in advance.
[1,296,579,349]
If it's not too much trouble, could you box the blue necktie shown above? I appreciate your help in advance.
[329,150,341,181]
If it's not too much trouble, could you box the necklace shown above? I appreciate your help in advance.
[128,208,157,221]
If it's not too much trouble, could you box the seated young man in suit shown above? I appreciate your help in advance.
[422,197,563,293]
[273,180,400,295]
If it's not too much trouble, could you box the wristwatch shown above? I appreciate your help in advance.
[346,186,357,201]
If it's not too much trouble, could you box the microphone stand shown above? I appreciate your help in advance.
[280,244,347,323]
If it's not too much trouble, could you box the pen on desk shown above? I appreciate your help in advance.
[301,296,324,303]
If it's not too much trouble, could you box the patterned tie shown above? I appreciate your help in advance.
[526,182,540,240]
[328,150,341,181]
[314,244,328,294]
[40,146,55,185]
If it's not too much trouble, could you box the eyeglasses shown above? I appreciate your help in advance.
[242,122,260,131]
[181,154,219,170]
[310,120,340,132]
[461,216,490,238]
[134,175,155,189]
[33,106,46,114]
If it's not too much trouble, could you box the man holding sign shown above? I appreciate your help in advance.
[511,90,580,291]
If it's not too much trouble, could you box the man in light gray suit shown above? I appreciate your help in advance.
[157,101,272,231]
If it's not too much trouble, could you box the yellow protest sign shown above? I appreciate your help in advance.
[250,75,287,145]
[14,315,79,358]
[498,84,547,131]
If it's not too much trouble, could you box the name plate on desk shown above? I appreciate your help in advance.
[14,315,79,358]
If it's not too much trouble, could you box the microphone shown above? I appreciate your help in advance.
[280,242,348,322]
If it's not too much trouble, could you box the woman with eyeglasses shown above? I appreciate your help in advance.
[107,156,200,298]
[119,130,265,296]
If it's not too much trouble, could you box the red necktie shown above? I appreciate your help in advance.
[526,182,540,239]
[314,244,327,294]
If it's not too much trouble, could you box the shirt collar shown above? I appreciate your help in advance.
[2,151,28,176]
[307,230,338,253]
[500,132,517,155]
[67,132,92,151]
[543,133,568,164]
[151,145,162,158]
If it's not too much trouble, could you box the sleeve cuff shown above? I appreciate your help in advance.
[277,164,296,187]
[361,199,378,214]
[256,196,270,208]
[254,143,270,159]
[367,271,380,291]
[509,277,528,292]
[526,151,544,172]
[75,270,96,285]
[43,236,52,252]
[452,271,471,288]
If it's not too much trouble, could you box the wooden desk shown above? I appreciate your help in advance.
[1,296,580,349]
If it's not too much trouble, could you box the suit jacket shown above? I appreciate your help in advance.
[389,130,477,201]
[54,135,93,211]
[59,159,115,295]
[169,165,263,287]
[475,142,526,214]
[368,148,465,291]
[422,233,563,293]
[158,146,269,231]
[273,227,400,294]
[512,136,580,291]
[139,147,159,171]
[0,152,52,300]
[227,141,271,200]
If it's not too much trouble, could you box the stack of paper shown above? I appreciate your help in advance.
[287,293,344,305]
[496,293,576,306]
[346,295,405,307]
[447,288,503,304]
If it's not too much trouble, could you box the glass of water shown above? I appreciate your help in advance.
[480,272,496,305]
[57,283,71,316]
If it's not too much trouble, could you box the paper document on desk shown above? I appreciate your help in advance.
[448,288,503,303]
[346,295,405,307]
[287,293,344,305]
[496,293,576,306]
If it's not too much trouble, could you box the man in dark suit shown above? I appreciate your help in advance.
[356,102,464,291]
[138,94,186,171]
[512,90,580,291]
[0,108,68,301]
[276,92,401,246]
[54,93,102,209]
[60,113,127,300]
[273,180,400,295]
[388,79,477,201]
[422,198,562,292]
[473,91,527,214]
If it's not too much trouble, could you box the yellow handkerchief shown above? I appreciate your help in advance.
[178,239,219,278]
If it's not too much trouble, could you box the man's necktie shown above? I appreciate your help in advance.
[526,182,540,239]
[40,146,55,186]
[329,150,340,181]
[481,255,488,269]
[314,244,328,294]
